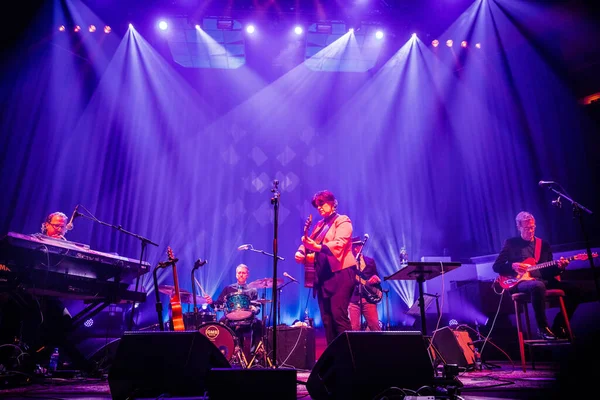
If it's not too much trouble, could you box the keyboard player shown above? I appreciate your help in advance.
[0,211,95,374]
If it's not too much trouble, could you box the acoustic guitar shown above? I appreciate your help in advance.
[496,252,597,290]
[302,215,315,288]
[167,246,185,331]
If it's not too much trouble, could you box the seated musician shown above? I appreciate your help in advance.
[492,211,584,340]
[0,212,95,374]
[204,264,262,357]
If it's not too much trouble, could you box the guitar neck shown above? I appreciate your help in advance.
[172,264,181,298]
[528,255,574,272]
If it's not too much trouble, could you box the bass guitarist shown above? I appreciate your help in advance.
[492,211,585,339]
[294,190,357,345]
[348,235,382,331]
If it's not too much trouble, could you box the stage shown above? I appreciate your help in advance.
[0,361,570,400]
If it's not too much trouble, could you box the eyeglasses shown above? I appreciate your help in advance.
[315,200,328,207]
[49,223,66,230]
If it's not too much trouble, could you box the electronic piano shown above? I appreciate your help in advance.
[0,231,150,305]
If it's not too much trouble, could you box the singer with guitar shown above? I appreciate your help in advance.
[492,211,588,340]
[294,190,357,345]
[348,235,382,331]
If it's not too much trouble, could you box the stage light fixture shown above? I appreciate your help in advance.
[217,19,233,30]
[446,39,453,47]
[375,30,384,39]
[58,25,65,32]
[104,25,111,34]
[412,33,417,39]
[158,20,168,31]
[432,39,439,47]
[89,25,96,33]
[461,40,467,48]
[246,24,255,34]
[73,25,81,33]
[294,26,303,35]
[475,43,481,49]
[316,22,332,34]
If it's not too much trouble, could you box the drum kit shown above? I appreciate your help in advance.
[158,277,282,368]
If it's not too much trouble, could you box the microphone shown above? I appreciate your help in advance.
[193,259,208,270]
[363,233,369,244]
[283,272,298,283]
[65,205,80,231]
[237,244,252,251]
[538,180,555,187]
[552,197,562,208]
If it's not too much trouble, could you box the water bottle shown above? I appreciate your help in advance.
[304,308,311,327]
[400,247,408,266]
[49,347,59,373]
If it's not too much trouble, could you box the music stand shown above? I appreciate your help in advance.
[385,261,461,335]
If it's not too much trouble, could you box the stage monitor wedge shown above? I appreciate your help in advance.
[306,331,434,400]
[108,331,231,400]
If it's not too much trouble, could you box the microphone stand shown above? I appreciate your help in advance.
[270,179,281,368]
[277,280,295,326]
[544,184,599,303]
[191,259,207,329]
[244,245,284,261]
[74,212,159,330]
[153,262,171,331]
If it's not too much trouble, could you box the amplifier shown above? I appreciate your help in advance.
[267,325,315,370]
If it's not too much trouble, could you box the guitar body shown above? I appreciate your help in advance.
[356,276,383,304]
[496,257,536,290]
[496,253,597,290]
[167,247,185,331]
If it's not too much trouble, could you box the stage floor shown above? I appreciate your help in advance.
[0,361,566,400]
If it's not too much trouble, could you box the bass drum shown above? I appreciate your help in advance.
[198,322,238,362]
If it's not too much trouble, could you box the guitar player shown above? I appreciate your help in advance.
[492,211,584,339]
[348,236,382,331]
[295,190,357,345]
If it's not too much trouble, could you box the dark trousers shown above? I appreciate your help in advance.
[317,267,356,345]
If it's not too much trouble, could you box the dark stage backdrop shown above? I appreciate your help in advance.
[1,0,599,329]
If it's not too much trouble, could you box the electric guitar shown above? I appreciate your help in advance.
[303,215,315,288]
[354,237,383,304]
[167,246,185,331]
[496,252,597,290]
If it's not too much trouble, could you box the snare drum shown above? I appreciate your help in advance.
[198,322,238,361]
[183,309,217,330]
[224,293,253,321]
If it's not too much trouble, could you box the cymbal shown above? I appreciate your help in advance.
[251,299,273,304]
[158,285,207,304]
[158,285,191,296]
[247,277,284,289]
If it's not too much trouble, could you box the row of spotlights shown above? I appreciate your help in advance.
[157,20,384,39]
[431,39,481,48]
[59,25,112,33]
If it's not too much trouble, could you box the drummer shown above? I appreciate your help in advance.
[204,264,262,357]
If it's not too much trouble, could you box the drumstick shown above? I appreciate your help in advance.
[194,276,208,297]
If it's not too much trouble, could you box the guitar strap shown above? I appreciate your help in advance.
[534,237,542,263]
[310,215,338,245]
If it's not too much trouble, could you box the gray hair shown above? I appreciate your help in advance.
[515,211,535,227]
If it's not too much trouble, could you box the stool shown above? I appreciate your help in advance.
[512,289,573,372]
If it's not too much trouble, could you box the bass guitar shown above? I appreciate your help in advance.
[354,235,383,304]
[303,215,315,288]
[167,246,185,331]
[496,252,597,290]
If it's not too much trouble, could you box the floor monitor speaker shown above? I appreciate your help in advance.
[306,331,434,400]
[431,326,475,368]
[107,331,230,400]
